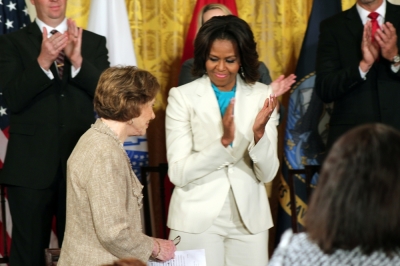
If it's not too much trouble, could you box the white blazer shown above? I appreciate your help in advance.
[165,75,279,234]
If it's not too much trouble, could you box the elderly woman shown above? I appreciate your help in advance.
[269,123,400,265]
[166,15,295,266]
[58,66,176,265]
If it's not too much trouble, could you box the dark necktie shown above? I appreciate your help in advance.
[50,29,65,79]
[368,12,380,42]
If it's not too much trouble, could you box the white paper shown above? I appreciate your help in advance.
[147,249,206,266]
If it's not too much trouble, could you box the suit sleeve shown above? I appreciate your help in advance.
[315,20,365,103]
[0,35,55,113]
[86,153,153,262]
[166,87,236,187]
[71,35,110,98]
[248,100,279,183]
[258,61,272,85]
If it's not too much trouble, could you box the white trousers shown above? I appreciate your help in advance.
[169,189,268,266]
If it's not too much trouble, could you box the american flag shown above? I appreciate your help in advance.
[0,97,8,169]
[0,0,31,164]
[0,0,30,35]
[0,0,31,261]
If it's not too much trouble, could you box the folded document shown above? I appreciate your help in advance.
[147,249,206,266]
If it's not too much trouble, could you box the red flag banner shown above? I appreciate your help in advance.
[180,0,238,65]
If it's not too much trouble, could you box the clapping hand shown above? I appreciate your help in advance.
[253,94,277,144]
[221,98,235,147]
[37,28,68,70]
[270,74,296,97]
[375,22,399,63]
[360,21,380,72]
[64,18,83,69]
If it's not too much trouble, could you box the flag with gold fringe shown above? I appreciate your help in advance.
[276,0,343,244]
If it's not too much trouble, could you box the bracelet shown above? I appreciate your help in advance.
[154,239,161,259]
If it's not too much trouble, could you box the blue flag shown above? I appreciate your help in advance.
[0,0,31,34]
[276,0,342,244]
[124,136,149,182]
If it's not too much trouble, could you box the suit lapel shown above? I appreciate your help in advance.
[194,76,256,152]
[27,23,42,53]
[194,76,224,136]
[232,77,254,151]
[345,5,363,40]
[385,2,400,28]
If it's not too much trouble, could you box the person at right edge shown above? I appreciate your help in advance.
[315,0,400,150]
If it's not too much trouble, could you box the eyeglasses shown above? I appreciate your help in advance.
[173,235,181,246]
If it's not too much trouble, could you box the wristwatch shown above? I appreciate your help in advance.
[392,54,400,64]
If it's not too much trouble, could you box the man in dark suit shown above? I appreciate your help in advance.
[0,0,109,265]
[315,0,400,149]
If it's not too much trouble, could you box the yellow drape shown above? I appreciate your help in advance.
[65,0,91,29]
[343,0,357,10]
[66,0,356,109]
[66,0,321,109]
[125,0,314,101]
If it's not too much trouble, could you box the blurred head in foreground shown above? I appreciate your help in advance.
[306,123,400,255]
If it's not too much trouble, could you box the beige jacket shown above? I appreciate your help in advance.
[166,75,279,234]
[58,119,153,266]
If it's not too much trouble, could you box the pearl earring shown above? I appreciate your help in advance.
[240,66,245,78]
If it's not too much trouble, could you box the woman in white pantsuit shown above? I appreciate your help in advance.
[165,15,295,266]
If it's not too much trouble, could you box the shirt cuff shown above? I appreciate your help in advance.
[71,65,81,78]
[391,63,400,73]
[40,66,54,80]
[359,66,368,80]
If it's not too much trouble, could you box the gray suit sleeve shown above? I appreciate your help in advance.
[258,61,272,85]
[178,58,197,86]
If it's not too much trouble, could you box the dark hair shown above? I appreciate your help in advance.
[306,123,400,255]
[192,15,260,83]
[94,66,160,121]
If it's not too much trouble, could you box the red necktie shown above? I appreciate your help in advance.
[50,29,65,79]
[368,12,380,42]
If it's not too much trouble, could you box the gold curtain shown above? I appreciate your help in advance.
[66,0,316,104]
[238,0,313,79]
[66,0,91,29]
[66,0,314,165]
[343,0,357,10]
[66,0,357,241]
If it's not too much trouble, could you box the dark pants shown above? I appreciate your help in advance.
[7,165,66,266]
